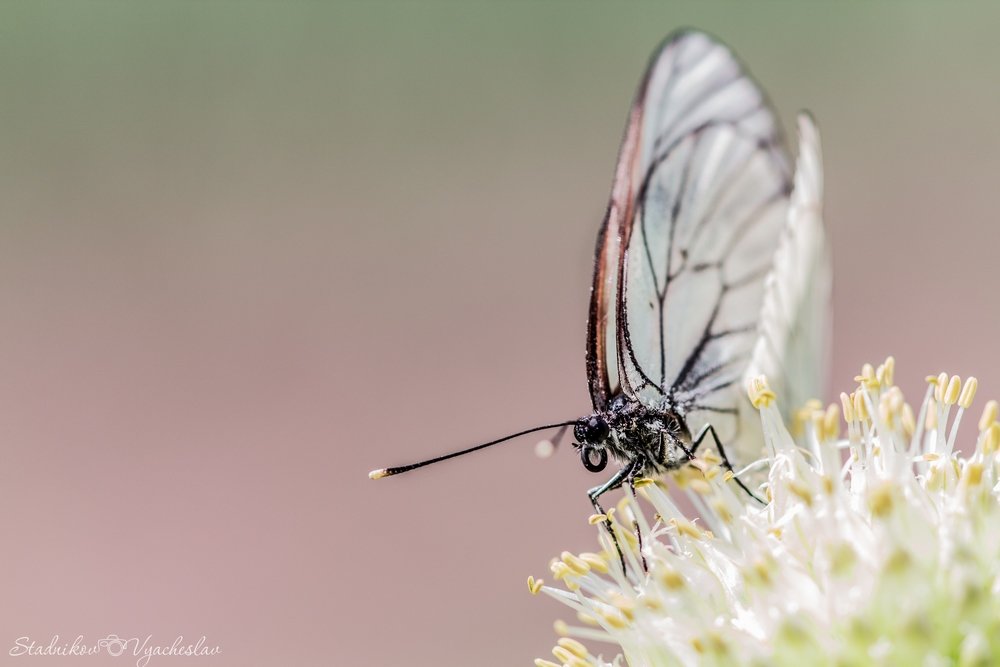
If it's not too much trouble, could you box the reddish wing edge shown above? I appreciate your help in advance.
[585,36,678,411]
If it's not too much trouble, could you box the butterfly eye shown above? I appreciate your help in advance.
[580,445,608,473]
[587,416,610,443]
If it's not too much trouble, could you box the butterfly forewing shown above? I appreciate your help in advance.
[586,102,643,411]
[588,31,820,463]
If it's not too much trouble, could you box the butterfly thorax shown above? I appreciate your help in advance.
[575,394,691,477]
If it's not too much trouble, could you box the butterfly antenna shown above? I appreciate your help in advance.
[368,420,580,480]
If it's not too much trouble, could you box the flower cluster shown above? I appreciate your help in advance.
[532,360,1000,667]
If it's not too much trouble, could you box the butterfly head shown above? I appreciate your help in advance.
[574,414,611,473]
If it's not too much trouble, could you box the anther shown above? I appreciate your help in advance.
[710,498,733,523]
[840,392,854,422]
[747,375,775,409]
[751,558,773,586]
[852,391,869,422]
[985,424,1000,455]
[527,576,544,595]
[689,479,712,495]
[579,552,608,574]
[535,659,561,667]
[600,610,629,630]
[550,562,571,580]
[557,638,589,660]
[821,476,835,495]
[979,400,998,432]
[935,372,949,402]
[868,482,895,518]
[963,462,984,487]
[551,646,576,664]
[883,356,896,386]
[944,375,961,406]
[561,552,591,576]
[670,518,703,540]
[959,377,978,409]
[658,566,685,590]
[788,480,814,506]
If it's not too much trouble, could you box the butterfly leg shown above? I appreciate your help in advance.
[691,424,766,505]
[626,475,649,573]
[587,458,643,574]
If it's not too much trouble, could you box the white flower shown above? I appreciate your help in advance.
[532,359,1000,667]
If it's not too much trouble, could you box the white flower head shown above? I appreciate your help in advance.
[533,360,1000,667]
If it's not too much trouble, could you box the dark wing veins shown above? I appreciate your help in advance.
[624,106,769,394]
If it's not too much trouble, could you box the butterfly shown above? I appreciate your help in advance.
[370,30,829,565]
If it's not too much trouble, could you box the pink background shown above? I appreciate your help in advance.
[1,3,999,666]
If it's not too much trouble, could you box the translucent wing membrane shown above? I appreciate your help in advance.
[744,114,830,453]
[585,103,641,410]
[588,31,809,455]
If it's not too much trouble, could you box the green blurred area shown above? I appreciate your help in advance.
[3,2,998,197]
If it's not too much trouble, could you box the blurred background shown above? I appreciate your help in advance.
[1,2,998,666]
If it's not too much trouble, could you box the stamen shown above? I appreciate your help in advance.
[959,377,978,409]
[947,376,977,455]
[984,424,1000,455]
[747,375,776,408]
[579,553,608,574]
[669,518,704,540]
[840,392,855,422]
[944,375,962,406]
[822,404,840,441]
[868,482,895,518]
[557,638,589,660]
[925,399,938,430]
[599,609,629,630]
[551,646,576,664]
[658,565,685,590]
[550,562,571,581]
[852,391,869,423]
[883,356,896,386]
[535,660,561,667]
[561,552,591,577]
[861,363,875,382]
[901,403,916,439]
[978,400,998,432]
[935,372,949,402]
[537,360,1000,667]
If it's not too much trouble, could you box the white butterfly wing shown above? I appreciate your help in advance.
[587,32,828,467]
[612,33,793,450]
[742,114,830,459]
